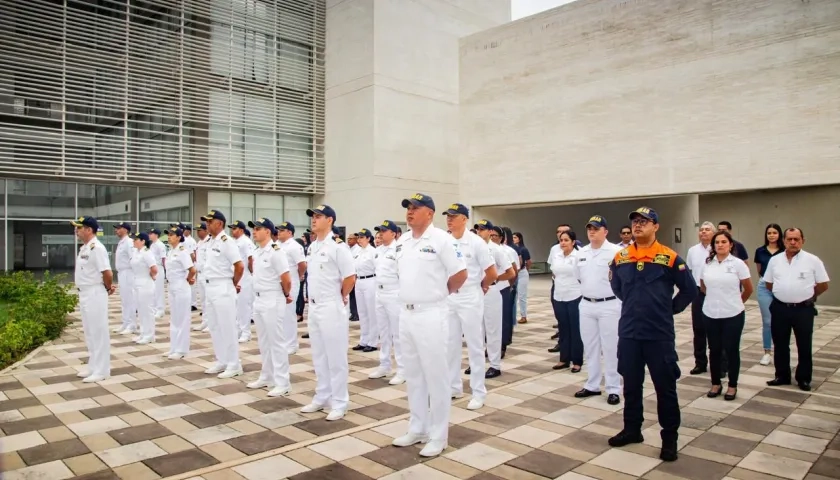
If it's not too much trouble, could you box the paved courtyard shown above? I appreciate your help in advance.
[1,276,840,480]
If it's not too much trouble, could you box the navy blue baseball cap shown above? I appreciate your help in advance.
[244,228,251,237]
[474,219,495,230]
[169,222,187,230]
[148,228,162,236]
[129,232,150,243]
[306,204,337,221]
[248,218,276,232]
[442,203,470,217]
[229,220,247,230]
[200,210,227,223]
[629,206,659,224]
[375,220,399,233]
[183,224,192,231]
[71,216,100,231]
[401,193,435,211]
[197,222,207,231]
[276,221,295,234]
[113,222,132,232]
[586,215,607,229]
[164,227,185,241]
[356,228,373,239]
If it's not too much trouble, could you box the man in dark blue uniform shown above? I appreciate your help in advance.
[608,207,696,462]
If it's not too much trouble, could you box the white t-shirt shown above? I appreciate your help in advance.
[701,254,751,318]
[763,250,830,304]
[550,248,581,302]
[686,242,712,286]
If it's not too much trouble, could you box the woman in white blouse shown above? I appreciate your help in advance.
[164,228,196,359]
[551,231,583,372]
[700,231,754,400]
[129,232,159,345]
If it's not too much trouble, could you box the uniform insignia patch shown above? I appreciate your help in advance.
[637,261,645,271]
[419,246,437,254]
[578,258,587,263]
[620,249,629,258]
[608,270,612,281]
[272,244,280,250]
[616,258,632,265]
[653,253,671,266]
[396,245,402,252]
[179,245,184,250]
[678,263,686,271]
[221,235,228,242]
[90,244,95,250]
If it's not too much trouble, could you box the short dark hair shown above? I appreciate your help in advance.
[718,221,733,230]
[784,227,804,240]
[620,225,631,233]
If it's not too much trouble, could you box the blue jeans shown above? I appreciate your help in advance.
[757,279,773,350]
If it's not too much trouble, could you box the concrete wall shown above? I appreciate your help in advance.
[475,194,699,264]
[323,0,510,232]
[459,0,840,206]
[699,185,840,306]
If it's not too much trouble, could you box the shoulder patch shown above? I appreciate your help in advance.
[90,243,96,250]
[179,245,185,250]
[653,253,671,266]
[272,244,280,250]
[221,235,228,242]
[678,263,687,271]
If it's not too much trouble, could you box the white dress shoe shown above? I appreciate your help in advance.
[389,374,406,385]
[112,326,124,333]
[392,433,429,447]
[760,353,772,366]
[451,392,464,399]
[268,386,291,397]
[202,326,210,332]
[82,374,108,383]
[154,312,164,319]
[136,337,155,345]
[368,367,390,379]
[467,398,484,410]
[238,334,250,343]
[218,367,243,379]
[120,327,135,335]
[300,403,325,414]
[192,323,206,332]
[419,440,447,457]
[205,364,226,375]
[247,379,272,389]
[76,370,90,378]
[288,349,298,355]
[326,409,346,421]
[167,353,185,360]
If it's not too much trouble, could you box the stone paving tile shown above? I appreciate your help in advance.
[2,283,840,480]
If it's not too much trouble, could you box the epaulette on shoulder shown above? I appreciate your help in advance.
[90,243,96,250]
[221,234,228,242]
[272,243,280,250]
[179,245,185,251]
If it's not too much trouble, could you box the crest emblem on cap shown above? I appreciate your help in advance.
[381,221,389,226]
[360,229,368,234]
[449,204,459,210]
[589,215,602,222]
[636,207,650,214]
[78,216,85,222]
[281,222,288,227]
[258,218,264,223]
[411,193,424,201]
[478,220,487,225]
[316,205,325,210]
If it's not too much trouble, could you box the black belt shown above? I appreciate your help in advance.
[583,296,617,303]
[359,274,376,279]
[772,298,814,308]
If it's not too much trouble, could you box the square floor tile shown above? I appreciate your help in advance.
[232,454,309,480]
[1,459,75,480]
[363,445,430,471]
[295,418,356,436]
[653,454,734,480]
[542,406,609,428]
[181,424,243,446]
[142,448,219,477]
[289,462,372,480]
[687,432,758,457]
[67,417,130,437]
[95,439,168,468]
[183,409,244,429]
[444,442,517,470]
[763,429,829,454]
[499,424,563,447]
[0,431,47,454]
[308,436,378,462]
[505,449,582,478]
[589,449,662,476]
[736,450,812,480]
[17,438,91,466]
[0,415,63,435]
[107,423,173,446]
[225,430,295,455]
[380,463,460,480]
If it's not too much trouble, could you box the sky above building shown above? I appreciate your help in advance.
[511,0,579,20]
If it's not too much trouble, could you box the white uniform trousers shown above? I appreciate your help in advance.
[254,290,291,389]
[483,286,504,370]
[154,268,165,315]
[401,303,450,443]
[134,280,156,341]
[282,282,301,353]
[197,271,207,311]
[191,279,198,308]
[308,299,350,411]
[237,275,254,337]
[517,269,530,318]
[79,285,110,377]
[117,271,136,329]
[580,299,622,395]
[168,280,191,354]
[447,287,487,400]
[374,285,403,374]
[355,277,377,346]
[204,279,242,370]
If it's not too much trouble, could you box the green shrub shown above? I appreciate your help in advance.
[0,271,78,370]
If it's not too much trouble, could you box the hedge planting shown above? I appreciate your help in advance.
[0,271,78,370]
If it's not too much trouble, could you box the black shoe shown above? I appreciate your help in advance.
[352,344,365,351]
[707,386,722,398]
[297,316,303,323]
[550,332,559,340]
[607,394,620,405]
[553,363,570,370]
[574,388,601,398]
[767,378,791,386]
[362,346,378,353]
[553,324,558,328]
[724,388,737,401]
[349,314,359,321]
[191,306,198,312]
[660,439,678,462]
[485,368,501,378]
[302,333,309,339]
[501,349,506,360]
[689,366,707,375]
[608,430,644,447]
[548,346,560,353]
[798,382,811,392]
[464,367,471,375]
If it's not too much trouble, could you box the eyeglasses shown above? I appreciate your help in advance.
[489,233,500,238]
[630,218,650,226]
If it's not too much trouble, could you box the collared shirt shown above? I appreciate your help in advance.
[618,241,633,249]
[196,236,210,272]
[763,250,829,303]
[183,234,197,255]
[449,230,493,291]
[306,235,355,302]
[150,240,167,266]
[252,242,290,293]
[576,241,621,298]
[550,248,581,301]
[166,245,193,283]
[235,235,253,278]
[279,238,306,284]
[115,236,133,272]
[203,231,242,280]
[487,240,512,292]
[701,254,751,318]
[130,247,156,285]
[75,238,110,287]
[754,245,783,277]
[686,242,712,286]
[547,244,560,266]
[354,244,377,277]
[375,242,399,287]
[396,225,465,305]
[503,244,520,269]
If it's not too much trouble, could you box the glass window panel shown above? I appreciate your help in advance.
[77,185,136,221]
[255,194,282,223]
[7,180,76,219]
[10,220,77,274]
[232,192,254,207]
[284,195,310,229]
[231,208,253,225]
[208,191,231,213]
[139,187,191,224]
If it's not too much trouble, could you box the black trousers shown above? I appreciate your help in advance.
[557,296,583,365]
[771,300,815,384]
[295,279,306,316]
[705,312,745,388]
[618,338,681,442]
[501,286,513,347]
[691,289,727,371]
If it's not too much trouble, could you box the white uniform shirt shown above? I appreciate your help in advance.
[350,244,361,258]
[195,236,209,273]
[488,241,513,291]
[763,250,830,303]
[235,235,253,278]
[576,241,621,299]
[115,236,134,272]
[686,242,712,286]
[396,225,466,305]
[150,240,167,267]
[503,245,520,269]
[203,231,242,280]
[183,235,197,255]
[130,248,156,286]
[550,248,581,302]
[75,238,110,286]
[306,235,356,302]
[375,242,399,287]
[279,238,306,284]
[547,244,560,266]
[354,244,377,277]
[701,254,751,318]
[450,231,493,291]
[252,242,290,293]
[166,245,193,283]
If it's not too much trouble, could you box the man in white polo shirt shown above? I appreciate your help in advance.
[763,227,830,392]
[685,221,715,375]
